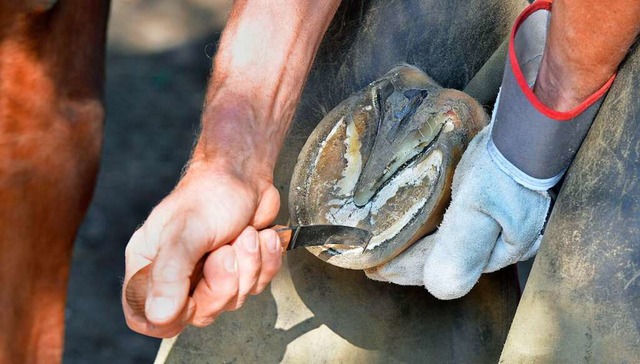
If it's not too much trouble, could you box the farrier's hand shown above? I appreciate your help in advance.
[122,124,283,338]
[121,0,341,338]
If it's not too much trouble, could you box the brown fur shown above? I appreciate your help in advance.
[0,2,109,363]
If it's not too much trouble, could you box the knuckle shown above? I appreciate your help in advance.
[250,283,267,295]
[230,296,247,311]
[152,262,185,286]
[191,316,216,328]
[261,262,281,279]
[154,262,183,284]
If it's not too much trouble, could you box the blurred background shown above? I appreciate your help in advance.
[63,0,232,362]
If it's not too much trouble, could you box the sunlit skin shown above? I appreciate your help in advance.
[122,0,342,338]
[121,0,640,339]
[535,0,640,111]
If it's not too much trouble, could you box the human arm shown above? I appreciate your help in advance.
[367,0,640,298]
[122,0,340,337]
[535,0,640,111]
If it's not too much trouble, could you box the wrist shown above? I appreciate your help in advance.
[533,58,585,112]
[534,50,615,113]
[533,0,637,113]
[192,93,282,180]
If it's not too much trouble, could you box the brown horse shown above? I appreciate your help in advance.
[0,1,109,362]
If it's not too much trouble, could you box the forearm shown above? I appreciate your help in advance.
[194,0,340,175]
[535,0,640,111]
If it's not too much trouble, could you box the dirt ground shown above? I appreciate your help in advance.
[63,1,232,362]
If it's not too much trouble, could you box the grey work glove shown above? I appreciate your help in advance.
[365,0,613,299]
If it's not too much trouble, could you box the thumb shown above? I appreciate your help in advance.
[365,234,436,285]
[423,205,501,300]
[145,239,201,325]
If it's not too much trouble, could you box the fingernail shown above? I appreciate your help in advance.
[224,253,237,272]
[147,296,176,321]
[242,229,258,252]
[268,231,280,253]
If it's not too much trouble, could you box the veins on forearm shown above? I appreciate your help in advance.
[198,0,340,164]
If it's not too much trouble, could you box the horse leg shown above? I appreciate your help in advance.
[0,1,109,363]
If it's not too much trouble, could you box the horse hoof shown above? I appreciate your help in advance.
[289,65,487,269]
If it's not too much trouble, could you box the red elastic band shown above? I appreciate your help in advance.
[509,0,615,121]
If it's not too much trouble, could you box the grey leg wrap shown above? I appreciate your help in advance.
[500,41,640,363]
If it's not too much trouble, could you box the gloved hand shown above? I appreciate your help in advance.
[365,123,550,299]
[365,0,614,299]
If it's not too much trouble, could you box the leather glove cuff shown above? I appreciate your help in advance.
[489,0,615,191]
